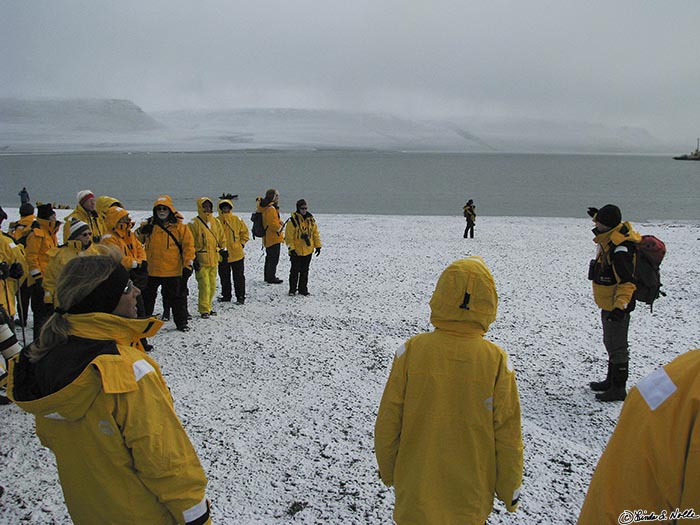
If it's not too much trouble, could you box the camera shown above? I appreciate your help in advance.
[0,321,22,385]
[0,262,7,280]
[300,233,311,246]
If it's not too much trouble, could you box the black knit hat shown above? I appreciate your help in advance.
[595,204,622,228]
[67,264,130,315]
[296,199,307,212]
[37,203,55,220]
[19,202,35,217]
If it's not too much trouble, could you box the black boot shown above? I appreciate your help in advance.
[589,361,612,392]
[596,362,628,402]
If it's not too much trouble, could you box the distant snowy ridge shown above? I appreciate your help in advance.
[0,98,673,154]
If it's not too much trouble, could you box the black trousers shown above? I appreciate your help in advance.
[264,243,281,282]
[143,276,188,329]
[464,219,475,238]
[218,258,246,300]
[16,281,32,326]
[601,309,630,364]
[30,282,53,341]
[289,253,312,294]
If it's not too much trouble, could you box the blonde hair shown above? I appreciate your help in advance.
[28,245,122,363]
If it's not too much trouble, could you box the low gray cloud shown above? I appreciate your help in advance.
[2,0,699,144]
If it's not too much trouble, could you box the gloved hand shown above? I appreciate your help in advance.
[182,267,193,279]
[138,260,148,273]
[139,223,154,236]
[315,247,321,257]
[607,308,626,322]
[193,260,201,272]
[8,262,24,279]
[34,277,43,288]
[289,250,297,257]
[92,235,101,244]
[587,207,598,219]
[219,249,228,262]
[0,262,8,280]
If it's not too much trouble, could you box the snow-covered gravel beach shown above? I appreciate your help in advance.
[2,211,699,524]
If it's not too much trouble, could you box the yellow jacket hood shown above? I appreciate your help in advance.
[152,195,179,217]
[593,221,641,246]
[104,206,130,231]
[218,197,235,212]
[95,196,122,219]
[196,196,214,218]
[429,256,498,334]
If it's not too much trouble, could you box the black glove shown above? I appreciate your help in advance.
[219,249,228,262]
[34,277,43,288]
[315,247,321,257]
[0,262,8,280]
[139,223,154,235]
[8,262,24,279]
[607,308,626,322]
[289,250,297,258]
[587,207,598,219]
[182,267,193,279]
[193,260,201,272]
[138,260,148,273]
[92,235,101,244]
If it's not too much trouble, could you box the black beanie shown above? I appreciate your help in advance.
[37,203,55,220]
[595,204,622,228]
[296,199,307,212]
[19,202,35,217]
[67,264,130,315]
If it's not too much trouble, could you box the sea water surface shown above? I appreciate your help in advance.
[1,151,698,220]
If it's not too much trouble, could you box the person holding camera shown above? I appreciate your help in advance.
[285,199,321,296]
[217,194,249,305]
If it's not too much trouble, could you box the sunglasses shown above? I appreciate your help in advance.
[123,280,134,295]
[80,231,92,238]
[299,207,308,210]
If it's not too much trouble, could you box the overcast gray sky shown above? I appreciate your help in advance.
[2,0,699,143]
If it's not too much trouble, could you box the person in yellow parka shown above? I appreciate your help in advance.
[62,190,106,244]
[217,195,249,304]
[8,203,35,325]
[188,197,226,318]
[285,199,321,296]
[43,219,100,307]
[25,203,61,340]
[137,196,195,332]
[586,204,641,402]
[257,189,284,284]
[578,349,700,524]
[9,251,211,525]
[375,257,523,525]
[0,207,26,324]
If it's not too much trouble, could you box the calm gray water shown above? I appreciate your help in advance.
[1,151,698,220]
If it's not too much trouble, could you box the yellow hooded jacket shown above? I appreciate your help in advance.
[101,206,147,270]
[578,349,700,524]
[257,198,284,248]
[43,240,100,305]
[9,214,35,244]
[188,197,226,268]
[375,257,523,524]
[140,196,195,278]
[591,221,641,311]
[285,212,321,257]
[0,233,27,316]
[95,195,122,226]
[25,218,59,283]
[217,198,249,262]
[62,203,106,243]
[8,314,211,525]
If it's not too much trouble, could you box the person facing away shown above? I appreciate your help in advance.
[578,348,700,524]
[62,190,106,244]
[463,199,476,238]
[375,256,523,524]
[285,199,321,296]
[587,204,641,402]
[18,187,30,205]
[136,196,195,332]
[217,195,249,304]
[188,197,226,319]
[8,249,211,525]
[257,188,284,284]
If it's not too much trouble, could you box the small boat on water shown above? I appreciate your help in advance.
[673,138,700,160]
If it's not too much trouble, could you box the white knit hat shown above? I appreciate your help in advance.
[76,190,95,205]
[68,218,91,240]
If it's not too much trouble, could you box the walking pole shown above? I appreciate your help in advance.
[2,282,24,348]
[15,281,27,347]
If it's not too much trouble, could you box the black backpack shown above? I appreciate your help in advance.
[250,212,266,239]
[633,235,666,311]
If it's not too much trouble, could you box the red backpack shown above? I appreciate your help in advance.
[633,235,666,311]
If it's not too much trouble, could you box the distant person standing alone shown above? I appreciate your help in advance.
[18,187,30,205]
[463,199,476,238]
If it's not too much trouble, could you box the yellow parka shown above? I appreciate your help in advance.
[95,195,122,227]
[257,198,284,248]
[217,198,249,262]
[0,233,27,317]
[188,197,226,268]
[285,212,321,257]
[139,196,195,278]
[62,203,106,243]
[8,314,211,525]
[375,257,523,524]
[9,214,35,245]
[591,221,641,311]
[101,206,147,270]
[578,349,700,524]
[43,241,100,305]
[25,218,59,284]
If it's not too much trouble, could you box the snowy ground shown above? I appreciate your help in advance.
[1,211,699,524]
